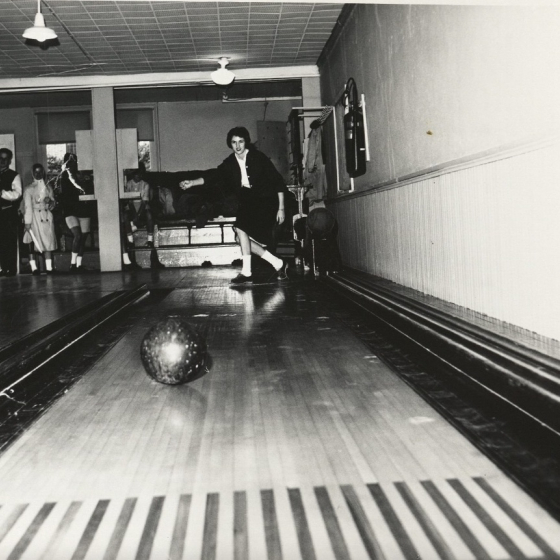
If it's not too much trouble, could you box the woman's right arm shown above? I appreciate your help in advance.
[179,177,205,190]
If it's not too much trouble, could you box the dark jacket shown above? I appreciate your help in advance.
[58,171,90,218]
[0,168,19,211]
[214,149,285,199]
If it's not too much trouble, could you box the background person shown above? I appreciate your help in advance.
[22,164,57,275]
[124,163,155,247]
[0,148,22,277]
[180,127,287,284]
[57,153,89,272]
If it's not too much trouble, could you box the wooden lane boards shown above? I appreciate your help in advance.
[0,478,556,559]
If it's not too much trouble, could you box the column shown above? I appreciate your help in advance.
[91,87,121,271]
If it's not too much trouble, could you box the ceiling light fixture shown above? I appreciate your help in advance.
[23,0,57,43]
[211,58,235,86]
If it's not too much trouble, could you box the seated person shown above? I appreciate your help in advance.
[144,169,238,226]
[124,164,154,247]
[158,184,175,216]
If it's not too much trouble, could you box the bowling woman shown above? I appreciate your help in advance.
[180,126,288,283]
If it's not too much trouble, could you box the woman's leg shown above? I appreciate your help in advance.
[70,225,82,254]
[28,245,38,274]
[145,206,154,247]
[70,225,82,270]
[236,228,251,255]
[44,250,53,273]
[77,218,91,257]
[234,229,285,281]
[238,229,270,258]
[236,229,253,277]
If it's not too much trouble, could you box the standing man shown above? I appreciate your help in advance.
[0,148,22,277]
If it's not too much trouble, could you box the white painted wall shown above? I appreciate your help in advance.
[331,140,560,340]
[320,4,560,340]
[321,4,560,190]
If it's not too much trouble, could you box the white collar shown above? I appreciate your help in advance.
[235,149,249,161]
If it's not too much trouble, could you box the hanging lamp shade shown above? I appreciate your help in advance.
[23,2,57,42]
[211,58,235,86]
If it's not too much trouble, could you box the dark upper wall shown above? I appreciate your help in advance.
[0,107,38,186]
[0,81,301,108]
[319,4,560,192]
[158,99,294,171]
[0,86,299,180]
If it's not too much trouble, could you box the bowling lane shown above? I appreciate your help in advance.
[0,279,558,559]
[0,267,227,349]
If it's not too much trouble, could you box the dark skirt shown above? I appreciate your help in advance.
[235,188,278,246]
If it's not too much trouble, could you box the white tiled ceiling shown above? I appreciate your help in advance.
[0,1,344,79]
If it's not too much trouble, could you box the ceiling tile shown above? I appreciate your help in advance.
[0,1,342,80]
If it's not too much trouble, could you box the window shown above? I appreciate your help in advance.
[45,142,76,184]
[138,140,151,170]
[37,109,91,186]
[116,108,155,170]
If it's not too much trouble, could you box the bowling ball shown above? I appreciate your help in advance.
[140,317,207,384]
[307,208,336,239]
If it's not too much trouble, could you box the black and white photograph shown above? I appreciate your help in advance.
[1,0,560,558]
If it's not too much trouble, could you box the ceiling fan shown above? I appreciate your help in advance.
[160,56,239,85]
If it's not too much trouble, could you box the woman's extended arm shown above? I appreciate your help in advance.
[179,177,205,190]
[277,192,285,224]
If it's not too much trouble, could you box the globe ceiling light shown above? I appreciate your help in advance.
[211,58,235,86]
[23,0,57,43]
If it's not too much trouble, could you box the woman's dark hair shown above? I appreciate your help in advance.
[226,126,251,148]
[0,148,13,160]
[63,152,78,173]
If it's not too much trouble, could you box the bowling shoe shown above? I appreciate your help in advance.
[230,273,253,284]
[277,261,289,280]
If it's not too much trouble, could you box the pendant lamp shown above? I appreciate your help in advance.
[23,0,57,42]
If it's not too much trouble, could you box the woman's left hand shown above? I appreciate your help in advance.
[276,209,285,224]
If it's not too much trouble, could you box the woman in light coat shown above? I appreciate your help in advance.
[23,163,57,274]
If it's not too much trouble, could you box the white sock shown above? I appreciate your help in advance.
[71,252,78,265]
[241,255,252,276]
[127,234,134,243]
[261,250,283,270]
[45,259,52,271]
[148,234,153,242]
[30,259,37,271]
[76,256,83,267]
[123,253,131,265]
[130,222,137,233]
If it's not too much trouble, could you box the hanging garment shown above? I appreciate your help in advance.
[303,127,326,201]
